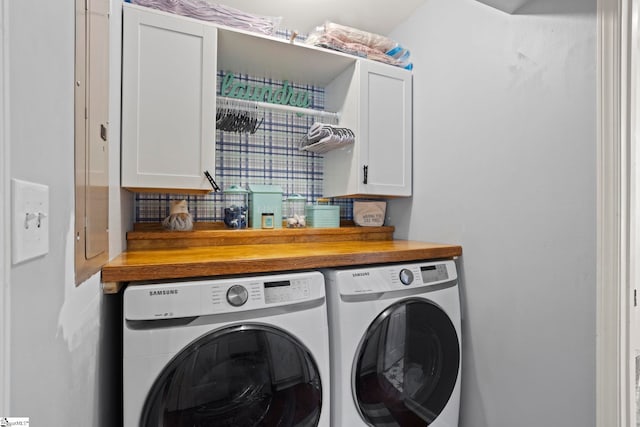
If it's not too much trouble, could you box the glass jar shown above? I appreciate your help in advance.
[285,194,307,228]
[222,185,248,229]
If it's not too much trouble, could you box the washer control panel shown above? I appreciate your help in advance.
[124,271,325,321]
[263,279,311,304]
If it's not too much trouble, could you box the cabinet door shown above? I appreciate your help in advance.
[359,61,412,197]
[74,0,109,283]
[122,6,217,193]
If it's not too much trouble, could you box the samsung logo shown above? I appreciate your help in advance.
[352,272,369,278]
[149,289,179,296]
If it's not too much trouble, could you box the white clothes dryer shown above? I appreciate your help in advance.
[123,271,330,427]
[322,260,461,427]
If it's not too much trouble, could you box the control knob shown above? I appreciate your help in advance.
[399,269,414,285]
[226,285,249,307]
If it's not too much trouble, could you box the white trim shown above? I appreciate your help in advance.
[596,0,634,426]
[0,0,8,415]
[630,1,639,427]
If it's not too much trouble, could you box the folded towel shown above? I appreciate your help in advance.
[305,22,413,70]
[299,122,355,154]
[128,0,281,35]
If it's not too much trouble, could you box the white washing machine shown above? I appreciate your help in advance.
[322,260,461,427]
[123,271,330,427]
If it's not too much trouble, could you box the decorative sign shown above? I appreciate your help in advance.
[220,73,312,108]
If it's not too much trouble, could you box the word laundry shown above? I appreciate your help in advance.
[220,73,312,108]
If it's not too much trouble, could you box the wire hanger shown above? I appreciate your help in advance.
[216,98,263,134]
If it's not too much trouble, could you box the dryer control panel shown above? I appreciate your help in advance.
[124,271,324,321]
[332,260,457,297]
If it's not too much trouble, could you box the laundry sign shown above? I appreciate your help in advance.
[220,73,312,108]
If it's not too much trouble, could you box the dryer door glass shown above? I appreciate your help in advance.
[353,299,460,426]
[141,324,322,427]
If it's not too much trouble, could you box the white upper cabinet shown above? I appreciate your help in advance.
[324,60,412,198]
[121,5,217,193]
[120,4,412,198]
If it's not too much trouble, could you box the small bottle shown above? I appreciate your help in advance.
[261,213,274,229]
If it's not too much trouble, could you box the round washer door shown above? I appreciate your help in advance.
[353,299,460,426]
[141,324,323,427]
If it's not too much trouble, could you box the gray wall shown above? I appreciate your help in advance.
[388,0,597,426]
[6,0,128,424]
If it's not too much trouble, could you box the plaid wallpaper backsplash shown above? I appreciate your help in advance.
[134,71,353,223]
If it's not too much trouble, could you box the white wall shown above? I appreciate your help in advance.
[0,0,9,414]
[6,0,127,424]
[388,0,597,426]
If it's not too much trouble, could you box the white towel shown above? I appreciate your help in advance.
[299,122,355,154]
[129,0,281,35]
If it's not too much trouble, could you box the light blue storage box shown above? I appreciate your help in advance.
[248,184,283,229]
[305,205,340,228]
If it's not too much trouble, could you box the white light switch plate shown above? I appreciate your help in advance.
[11,178,49,265]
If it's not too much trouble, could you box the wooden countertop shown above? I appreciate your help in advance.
[101,224,462,294]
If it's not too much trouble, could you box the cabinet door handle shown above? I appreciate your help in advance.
[204,170,220,192]
[363,165,368,184]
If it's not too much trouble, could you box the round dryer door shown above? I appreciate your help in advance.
[141,324,323,427]
[353,299,460,426]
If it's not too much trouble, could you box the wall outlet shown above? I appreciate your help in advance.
[11,178,49,265]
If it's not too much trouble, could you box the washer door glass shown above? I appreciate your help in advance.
[354,299,460,426]
[141,324,323,427]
